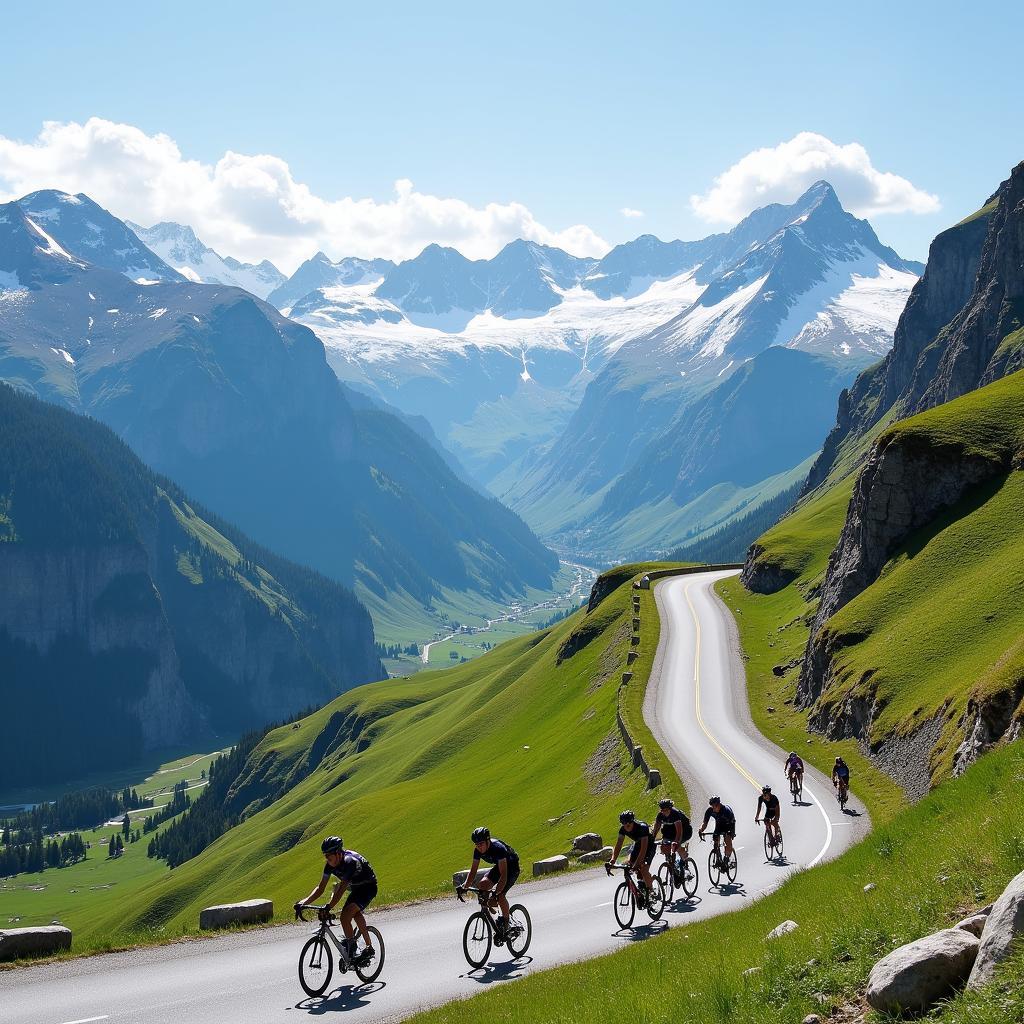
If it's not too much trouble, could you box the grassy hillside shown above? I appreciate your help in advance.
[410,737,1024,1024]
[73,563,684,951]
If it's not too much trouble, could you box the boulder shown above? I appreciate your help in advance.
[572,832,603,854]
[864,882,877,892]
[646,769,662,788]
[866,927,979,1014]
[955,913,989,938]
[968,868,1024,989]
[199,899,273,930]
[453,869,472,887]
[579,846,614,864]
[533,855,569,877]
[0,925,72,961]
[767,920,799,940]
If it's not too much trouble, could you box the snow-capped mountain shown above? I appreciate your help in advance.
[284,182,921,517]
[128,221,285,299]
[15,191,183,283]
[268,252,395,311]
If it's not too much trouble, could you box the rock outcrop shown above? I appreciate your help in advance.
[968,868,1024,989]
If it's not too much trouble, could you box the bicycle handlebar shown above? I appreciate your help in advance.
[294,903,334,923]
[455,885,499,905]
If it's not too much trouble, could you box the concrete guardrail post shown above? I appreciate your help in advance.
[0,926,72,961]
[199,899,274,930]
[533,855,569,877]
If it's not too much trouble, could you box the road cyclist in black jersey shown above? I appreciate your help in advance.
[295,835,379,970]
[784,751,804,800]
[832,756,851,808]
[607,809,656,900]
[698,796,738,885]
[755,784,783,859]
[652,797,697,898]
[457,827,521,945]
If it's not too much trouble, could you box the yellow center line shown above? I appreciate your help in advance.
[684,580,760,792]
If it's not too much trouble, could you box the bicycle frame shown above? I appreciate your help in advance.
[299,907,356,967]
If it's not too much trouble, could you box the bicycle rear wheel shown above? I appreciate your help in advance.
[506,904,532,958]
[646,877,666,921]
[298,934,333,997]
[726,848,738,882]
[463,911,492,968]
[680,857,699,898]
[657,862,674,900]
[354,925,385,983]
[613,881,635,928]
[775,829,784,860]
[707,847,722,887]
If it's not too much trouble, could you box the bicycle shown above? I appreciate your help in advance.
[761,821,784,861]
[700,832,737,887]
[656,846,699,900]
[295,905,385,996]
[788,771,803,802]
[456,885,532,969]
[836,779,849,810]
[604,862,665,927]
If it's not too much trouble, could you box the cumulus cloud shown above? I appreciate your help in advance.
[690,132,940,225]
[620,207,645,218]
[0,118,610,272]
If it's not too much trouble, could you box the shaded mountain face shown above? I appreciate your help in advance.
[0,382,383,788]
[128,221,285,299]
[0,194,558,638]
[16,190,183,283]
[807,161,1024,491]
[282,182,919,508]
[267,252,395,310]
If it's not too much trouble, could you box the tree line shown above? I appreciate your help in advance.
[0,829,87,877]
[3,785,153,834]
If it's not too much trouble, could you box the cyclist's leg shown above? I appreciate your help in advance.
[723,829,734,858]
[339,901,359,952]
[497,863,518,923]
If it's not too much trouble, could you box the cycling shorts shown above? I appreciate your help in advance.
[713,825,736,839]
[629,843,656,868]
[344,877,378,912]
[485,861,521,892]
[763,809,780,822]
[659,822,693,849]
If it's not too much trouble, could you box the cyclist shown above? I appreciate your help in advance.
[652,798,692,878]
[784,751,804,792]
[755,785,782,847]
[295,835,377,967]
[832,756,851,803]
[698,796,736,862]
[608,810,655,898]
[458,827,520,944]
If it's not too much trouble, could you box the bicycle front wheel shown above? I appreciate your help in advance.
[726,848,738,882]
[775,830,784,860]
[298,934,333,997]
[707,848,722,887]
[613,881,635,928]
[506,904,532,958]
[681,857,699,898]
[463,911,492,968]
[646,877,665,921]
[354,925,385,984]
[763,829,771,861]
[657,862,674,900]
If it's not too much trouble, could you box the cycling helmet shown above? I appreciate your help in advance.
[619,810,635,824]
[835,756,845,763]
[321,835,343,854]
[658,798,674,809]
[471,826,490,844]
[708,796,721,806]
[789,751,796,757]
[762,785,772,793]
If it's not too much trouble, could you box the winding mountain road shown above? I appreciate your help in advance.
[1,569,868,1024]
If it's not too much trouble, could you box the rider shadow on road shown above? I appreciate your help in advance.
[710,882,747,898]
[464,955,533,984]
[664,895,703,914]
[296,981,386,1014]
[842,807,863,817]
[614,920,669,941]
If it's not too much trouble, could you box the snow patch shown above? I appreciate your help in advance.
[50,347,75,364]
[148,308,168,319]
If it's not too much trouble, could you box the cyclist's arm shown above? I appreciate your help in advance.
[325,878,348,912]
[496,858,508,893]
[699,808,713,834]
[672,821,683,845]
[298,874,329,907]
[464,857,480,889]
[610,835,624,863]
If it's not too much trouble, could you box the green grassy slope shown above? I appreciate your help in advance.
[411,739,1024,1024]
[76,563,683,950]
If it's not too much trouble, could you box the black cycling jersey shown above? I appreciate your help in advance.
[785,755,804,772]
[701,804,736,831]
[834,763,850,781]
[323,850,375,885]
[619,820,652,844]
[472,838,519,867]
[653,808,689,842]
[757,793,781,817]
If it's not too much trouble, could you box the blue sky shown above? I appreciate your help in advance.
[0,1,1019,269]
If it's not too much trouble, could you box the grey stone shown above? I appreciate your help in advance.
[453,869,472,887]
[646,769,662,788]
[803,1016,822,1024]
[579,846,614,864]
[767,920,799,940]
[742,966,761,977]
[0,925,72,961]
[866,927,979,1014]
[532,855,569,877]
[955,913,989,938]
[864,882,877,892]
[571,832,603,853]
[199,898,273,930]
[968,868,1024,989]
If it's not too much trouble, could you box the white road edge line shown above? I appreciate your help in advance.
[803,782,834,867]
[61,1016,109,1024]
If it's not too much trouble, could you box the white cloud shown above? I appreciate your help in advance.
[620,207,645,218]
[0,118,610,272]
[690,132,940,225]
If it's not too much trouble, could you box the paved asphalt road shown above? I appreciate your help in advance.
[2,569,869,1024]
